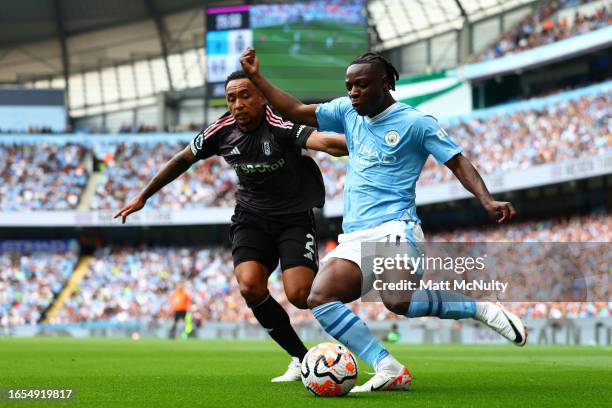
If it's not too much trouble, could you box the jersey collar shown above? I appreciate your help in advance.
[364,102,398,124]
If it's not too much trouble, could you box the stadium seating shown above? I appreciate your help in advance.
[88,142,236,210]
[42,213,611,326]
[0,143,89,210]
[0,242,79,327]
[477,0,611,61]
[1,86,608,210]
[316,90,611,198]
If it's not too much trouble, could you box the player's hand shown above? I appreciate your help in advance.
[114,195,146,224]
[240,47,259,77]
[483,200,517,224]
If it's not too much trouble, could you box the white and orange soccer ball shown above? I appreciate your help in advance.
[301,342,358,397]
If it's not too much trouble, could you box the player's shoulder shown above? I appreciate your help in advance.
[330,96,353,110]
[395,102,440,128]
[200,112,236,139]
[317,96,352,112]
[264,105,295,131]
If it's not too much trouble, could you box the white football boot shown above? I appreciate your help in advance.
[271,357,302,382]
[476,302,528,346]
[351,355,412,393]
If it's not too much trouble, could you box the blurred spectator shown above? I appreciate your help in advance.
[168,282,192,338]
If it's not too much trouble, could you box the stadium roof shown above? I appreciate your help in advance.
[368,0,537,50]
[0,0,209,49]
[0,0,539,116]
[0,0,539,83]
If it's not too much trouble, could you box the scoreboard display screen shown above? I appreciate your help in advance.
[206,0,367,103]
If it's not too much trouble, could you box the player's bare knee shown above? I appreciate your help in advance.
[239,282,267,305]
[286,286,309,309]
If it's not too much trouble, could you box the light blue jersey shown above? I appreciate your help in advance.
[316,97,462,233]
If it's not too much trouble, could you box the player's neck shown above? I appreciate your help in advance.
[368,95,396,118]
[238,115,264,133]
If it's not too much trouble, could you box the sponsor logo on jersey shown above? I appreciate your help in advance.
[262,141,272,156]
[229,146,240,155]
[384,130,400,146]
[304,233,315,261]
[235,158,286,174]
[436,128,448,140]
[354,139,397,164]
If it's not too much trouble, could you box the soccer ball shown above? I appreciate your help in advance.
[301,342,358,397]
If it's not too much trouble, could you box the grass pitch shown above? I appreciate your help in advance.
[0,338,610,407]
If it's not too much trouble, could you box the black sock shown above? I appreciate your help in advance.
[249,293,308,361]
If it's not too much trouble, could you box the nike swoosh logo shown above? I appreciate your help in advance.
[501,308,523,344]
[371,379,390,391]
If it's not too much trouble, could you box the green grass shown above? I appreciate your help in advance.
[0,338,610,407]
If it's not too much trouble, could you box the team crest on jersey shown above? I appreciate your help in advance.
[384,131,400,146]
[262,141,272,156]
[195,133,204,150]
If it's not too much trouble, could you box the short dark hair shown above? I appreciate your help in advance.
[350,52,400,91]
[225,70,249,88]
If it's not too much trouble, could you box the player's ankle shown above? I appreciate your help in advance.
[375,354,403,374]
[474,302,491,321]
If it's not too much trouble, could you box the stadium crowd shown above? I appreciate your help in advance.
[1,87,608,209]
[315,90,611,197]
[0,242,79,327]
[43,213,611,328]
[89,142,236,210]
[54,246,245,324]
[477,0,611,61]
[0,142,89,211]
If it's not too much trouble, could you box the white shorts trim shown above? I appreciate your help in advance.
[321,220,425,295]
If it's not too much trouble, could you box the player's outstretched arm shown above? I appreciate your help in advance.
[113,146,198,224]
[240,47,318,128]
[305,132,348,157]
[445,154,517,223]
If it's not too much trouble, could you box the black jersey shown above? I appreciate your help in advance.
[189,106,325,215]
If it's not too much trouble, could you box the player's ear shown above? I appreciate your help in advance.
[381,75,390,91]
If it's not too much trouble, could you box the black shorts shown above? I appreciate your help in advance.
[174,311,187,321]
[229,206,318,273]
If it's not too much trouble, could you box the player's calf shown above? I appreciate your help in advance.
[285,286,309,309]
[282,265,315,310]
[380,295,411,316]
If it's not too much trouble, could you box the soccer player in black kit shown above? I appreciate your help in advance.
[115,70,347,382]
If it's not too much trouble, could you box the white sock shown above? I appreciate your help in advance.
[375,354,403,374]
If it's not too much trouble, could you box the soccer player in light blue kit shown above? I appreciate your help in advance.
[241,48,527,392]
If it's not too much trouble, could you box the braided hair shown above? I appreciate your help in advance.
[350,52,399,91]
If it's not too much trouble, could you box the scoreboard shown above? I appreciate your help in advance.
[205,1,367,102]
